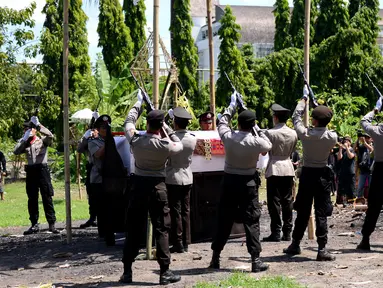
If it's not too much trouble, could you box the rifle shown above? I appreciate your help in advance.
[298,64,319,108]
[90,87,103,129]
[365,73,383,100]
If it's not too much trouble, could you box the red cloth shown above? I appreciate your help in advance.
[194,139,225,156]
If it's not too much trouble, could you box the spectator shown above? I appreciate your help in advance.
[337,136,356,204]
[356,134,374,198]
[0,150,6,200]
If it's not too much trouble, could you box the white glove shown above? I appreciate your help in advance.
[137,89,144,105]
[217,113,222,121]
[83,129,93,139]
[30,116,40,127]
[302,84,309,101]
[168,108,174,119]
[229,91,237,108]
[22,129,33,141]
[254,124,261,132]
[375,96,382,112]
[92,111,100,120]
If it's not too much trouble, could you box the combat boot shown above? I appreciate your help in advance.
[262,233,281,242]
[208,250,220,269]
[170,243,185,253]
[283,240,301,255]
[159,266,181,285]
[49,223,60,234]
[79,219,97,229]
[316,249,335,261]
[281,233,291,241]
[24,223,40,235]
[357,237,371,251]
[119,264,132,283]
[251,253,269,272]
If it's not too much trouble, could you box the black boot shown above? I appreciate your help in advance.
[357,237,371,251]
[281,233,291,241]
[170,243,185,253]
[24,223,40,235]
[208,250,220,269]
[105,233,115,246]
[263,233,281,242]
[317,249,336,261]
[283,240,301,255]
[159,266,181,285]
[251,254,269,272]
[119,264,132,283]
[49,223,60,234]
[183,244,188,252]
[79,219,97,229]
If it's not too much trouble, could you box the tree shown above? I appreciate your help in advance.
[216,6,257,108]
[290,0,318,48]
[348,0,360,18]
[169,0,199,99]
[273,0,291,51]
[123,0,147,56]
[98,0,134,80]
[314,0,350,44]
[241,43,256,71]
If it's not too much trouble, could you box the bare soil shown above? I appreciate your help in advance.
[1,206,383,288]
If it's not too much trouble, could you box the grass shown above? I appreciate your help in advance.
[0,180,89,227]
[195,272,305,288]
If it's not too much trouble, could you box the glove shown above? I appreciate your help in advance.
[229,91,237,108]
[92,110,100,120]
[375,96,382,112]
[217,113,222,121]
[30,116,40,127]
[137,89,144,105]
[22,129,33,141]
[254,124,261,132]
[168,108,174,120]
[302,84,309,101]
[83,129,93,139]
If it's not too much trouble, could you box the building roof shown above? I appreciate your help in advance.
[190,0,220,17]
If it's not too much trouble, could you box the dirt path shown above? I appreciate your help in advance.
[1,207,383,288]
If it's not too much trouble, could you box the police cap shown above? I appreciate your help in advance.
[238,110,256,124]
[173,107,192,120]
[23,121,31,128]
[94,114,111,128]
[147,110,165,122]
[311,105,333,123]
[198,111,214,123]
[271,103,290,113]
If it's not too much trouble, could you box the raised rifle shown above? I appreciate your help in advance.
[298,64,319,108]
[90,87,103,129]
[365,73,383,100]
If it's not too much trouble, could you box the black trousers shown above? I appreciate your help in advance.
[25,164,56,225]
[85,163,97,222]
[362,162,383,238]
[211,172,262,256]
[90,183,112,239]
[123,176,171,267]
[167,184,191,247]
[338,173,356,199]
[292,167,333,248]
[266,176,293,235]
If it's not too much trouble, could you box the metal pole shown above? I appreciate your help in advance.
[63,0,72,244]
[206,0,216,129]
[304,0,315,240]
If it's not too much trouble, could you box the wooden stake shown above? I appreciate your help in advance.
[206,0,216,129]
[77,152,82,200]
[63,0,72,244]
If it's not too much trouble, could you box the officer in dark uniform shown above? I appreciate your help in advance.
[166,107,197,253]
[283,86,337,261]
[120,91,183,285]
[357,96,383,250]
[198,111,214,131]
[14,116,59,235]
[208,92,272,272]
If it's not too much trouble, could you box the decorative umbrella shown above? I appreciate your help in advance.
[71,108,93,124]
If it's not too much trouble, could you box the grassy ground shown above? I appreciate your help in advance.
[0,180,89,227]
[195,272,305,288]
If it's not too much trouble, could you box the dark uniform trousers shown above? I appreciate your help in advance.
[167,184,191,247]
[266,176,293,235]
[123,176,171,267]
[25,164,56,225]
[211,172,262,256]
[361,162,383,237]
[85,163,97,222]
[91,183,114,240]
[292,167,333,247]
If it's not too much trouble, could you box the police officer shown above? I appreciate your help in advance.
[357,96,383,250]
[166,107,197,253]
[14,116,59,235]
[208,92,272,273]
[283,86,337,261]
[120,91,183,285]
[263,104,297,242]
[198,111,214,131]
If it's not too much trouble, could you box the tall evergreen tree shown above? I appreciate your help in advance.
[216,6,257,107]
[273,0,291,51]
[169,0,199,98]
[241,43,256,71]
[314,0,349,44]
[98,0,134,80]
[123,0,146,56]
[348,0,360,18]
[290,0,318,48]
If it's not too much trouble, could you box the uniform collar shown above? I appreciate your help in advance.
[274,123,286,128]
[175,129,187,133]
[145,132,161,139]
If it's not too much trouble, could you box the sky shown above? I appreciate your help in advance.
[2,0,383,64]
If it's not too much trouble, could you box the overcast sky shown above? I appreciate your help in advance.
[2,0,383,64]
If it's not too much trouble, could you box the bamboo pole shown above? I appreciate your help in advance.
[206,0,216,129]
[63,0,72,244]
[304,0,315,240]
[77,152,82,200]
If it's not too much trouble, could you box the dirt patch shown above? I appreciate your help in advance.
[1,206,383,288]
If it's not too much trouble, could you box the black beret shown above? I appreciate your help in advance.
[147,110,165,122]
[271,103,290,113]
[238,110,256,123]
[173,107,192,120]
[94,114,111,128]
[198,111,214,123]
[311,105,333,122]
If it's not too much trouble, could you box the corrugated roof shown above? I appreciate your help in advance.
[190,0,220,17]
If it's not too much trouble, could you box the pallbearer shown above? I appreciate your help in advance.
[283,86,337,261]
[263,104,297,242]
[208,92,272,273]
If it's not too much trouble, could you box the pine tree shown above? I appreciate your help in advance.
[348,0,360,18]
[123,0,146,56]
[216,6,257,108]
[169,0,199,98]
[98,0,134,79]
[314,0,350,44]
[273,0,291,51]
[241,43,256,71]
